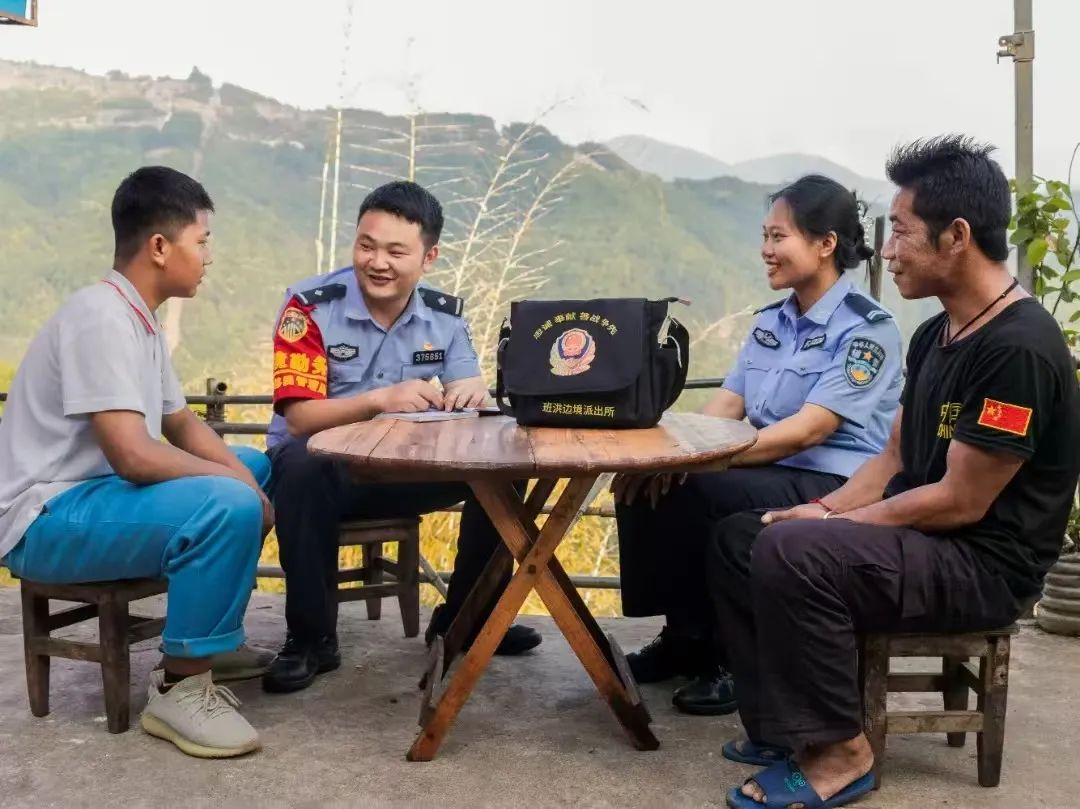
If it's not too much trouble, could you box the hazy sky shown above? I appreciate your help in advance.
[3,0,1078,181]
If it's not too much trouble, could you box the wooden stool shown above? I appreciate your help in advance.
[860,625,1017,789]
[337,517,421,638]
[20,578,167,733]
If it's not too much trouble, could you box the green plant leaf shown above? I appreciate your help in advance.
[1070,310,1080,323]
[1062,269,1080,284]
[1027,238,1049,266]
[1009,227,1033,246]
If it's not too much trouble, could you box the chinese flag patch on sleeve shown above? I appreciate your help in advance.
[976,398,1033,437]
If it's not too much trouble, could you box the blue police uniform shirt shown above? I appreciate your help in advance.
[722,276,903,478]
[267,265,480,449]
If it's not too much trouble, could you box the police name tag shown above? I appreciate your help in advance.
[412,350,445,364]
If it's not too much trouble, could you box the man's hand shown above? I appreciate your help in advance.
[442,376,489,411]
[611,472,686,508]
[761,502,831,525]
[373,379,444,413]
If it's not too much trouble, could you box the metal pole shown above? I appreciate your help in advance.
[327,108,343,274]
[999,0,1035,291]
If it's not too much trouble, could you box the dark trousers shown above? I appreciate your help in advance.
[268,436,512,641]
[616,465,845,643]
[707,513,1024,751]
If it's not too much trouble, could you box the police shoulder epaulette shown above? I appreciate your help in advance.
[294,283,347,307]
[753,298,785,314]
[419,287,464,317]
[844,291,892,323]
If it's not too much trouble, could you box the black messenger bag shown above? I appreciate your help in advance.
[495,297,689,428]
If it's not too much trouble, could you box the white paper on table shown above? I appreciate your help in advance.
[373,408,481,422]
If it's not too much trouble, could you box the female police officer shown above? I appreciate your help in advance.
[613,174,903,717]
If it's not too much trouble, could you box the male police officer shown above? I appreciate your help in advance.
[263,181,541,693]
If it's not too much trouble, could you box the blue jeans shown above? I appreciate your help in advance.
[3,447,270,658]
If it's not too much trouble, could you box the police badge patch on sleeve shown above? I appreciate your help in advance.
[845,338,886,388]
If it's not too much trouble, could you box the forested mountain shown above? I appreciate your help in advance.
[0,60,928,396]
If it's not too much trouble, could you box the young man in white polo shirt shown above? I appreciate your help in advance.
[0,166,272,758]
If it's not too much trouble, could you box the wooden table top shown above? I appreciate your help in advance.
[307,412,757,481]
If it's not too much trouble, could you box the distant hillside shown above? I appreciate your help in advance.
[607,135,895,208]
[0,60,784,394]
[728,153,895,209]
[0,61,930,400]
[606,134,732,181]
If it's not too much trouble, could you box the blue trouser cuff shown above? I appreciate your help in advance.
[161,626,246,659]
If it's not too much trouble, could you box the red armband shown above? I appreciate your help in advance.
[272,296,328,412]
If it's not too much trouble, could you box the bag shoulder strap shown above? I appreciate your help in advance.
[494,318,515,417]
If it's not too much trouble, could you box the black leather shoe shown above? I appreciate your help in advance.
[493,624,542,656]
[316,634,342,671]
[672,669,738,716]
[626,627,702,684]
[425,620,542,657]
[262,634,340,693]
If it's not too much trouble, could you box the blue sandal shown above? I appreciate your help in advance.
[722,738,792,766]
[726,759,875,809]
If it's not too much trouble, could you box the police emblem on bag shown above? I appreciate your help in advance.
[496,297,690,429]
[550,328,596,376]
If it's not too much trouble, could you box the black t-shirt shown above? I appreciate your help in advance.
[888,298,1080,598]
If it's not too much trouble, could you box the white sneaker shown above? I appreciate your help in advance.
[141,670,261,758]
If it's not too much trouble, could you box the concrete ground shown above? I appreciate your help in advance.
[0,586,1075,809]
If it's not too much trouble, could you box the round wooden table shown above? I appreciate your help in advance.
[308,412,757,761]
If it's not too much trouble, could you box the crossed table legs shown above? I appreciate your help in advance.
[407,475,658,761]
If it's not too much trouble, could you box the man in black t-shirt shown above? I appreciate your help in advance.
[712,136,1080,809]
